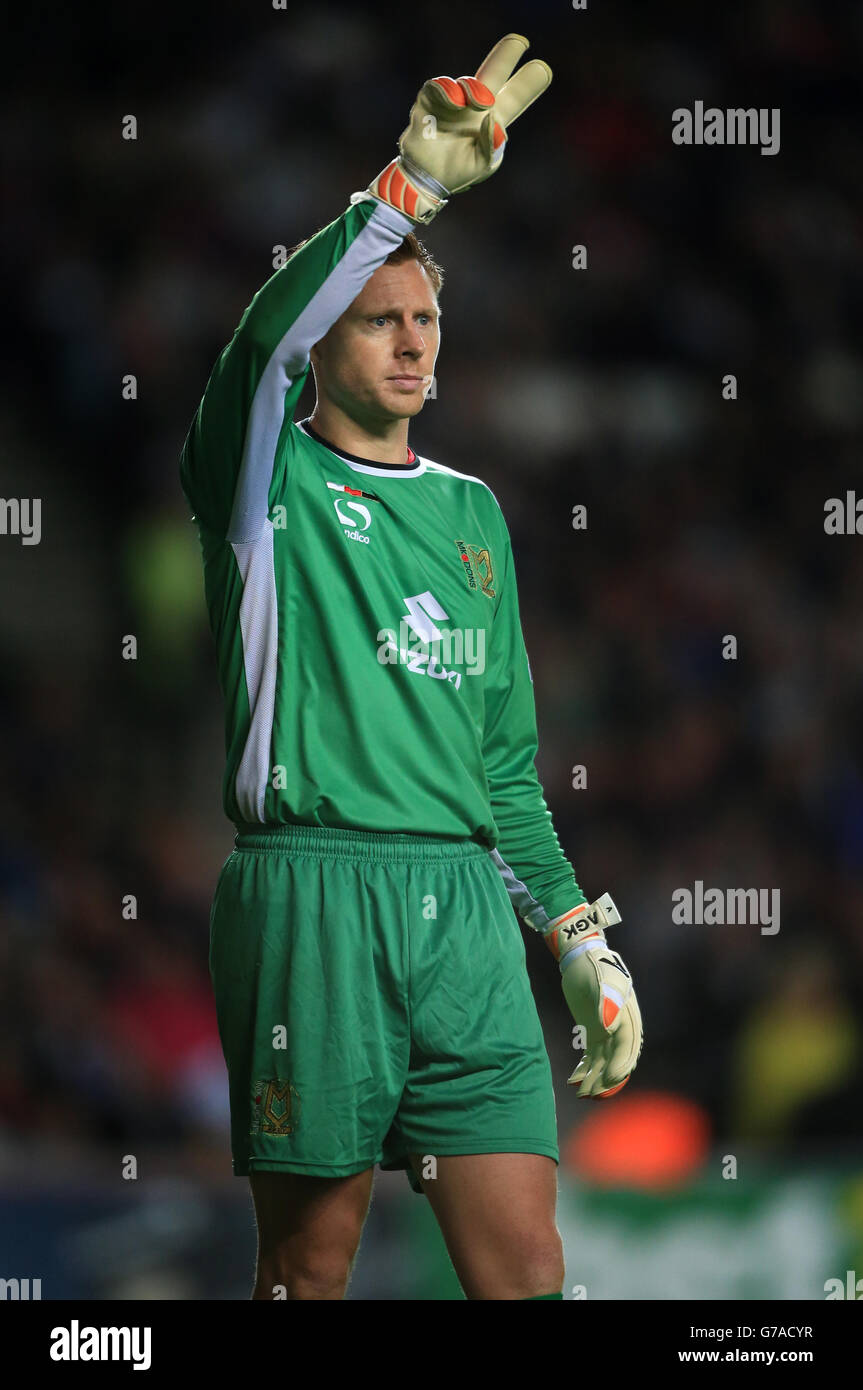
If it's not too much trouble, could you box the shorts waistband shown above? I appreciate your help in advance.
[232,822,489,864]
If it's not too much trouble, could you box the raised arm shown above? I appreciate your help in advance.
[180,199,415,541]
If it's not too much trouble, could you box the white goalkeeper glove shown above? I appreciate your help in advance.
[353,33,552,226]
[543,894,644,1098]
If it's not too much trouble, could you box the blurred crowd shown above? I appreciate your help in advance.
[2,0,863,1190]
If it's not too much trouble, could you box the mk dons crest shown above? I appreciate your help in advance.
[455,540,495,598]
[251,1079,300,1136]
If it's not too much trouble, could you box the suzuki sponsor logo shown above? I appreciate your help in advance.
[376,590,486,690]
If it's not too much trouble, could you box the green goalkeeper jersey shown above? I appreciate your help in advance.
[180,193,587,931]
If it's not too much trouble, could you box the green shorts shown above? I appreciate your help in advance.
[208,823,559,1194]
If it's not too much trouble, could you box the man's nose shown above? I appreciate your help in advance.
[398,325,427,353]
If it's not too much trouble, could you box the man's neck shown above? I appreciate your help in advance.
[307,409,411,467]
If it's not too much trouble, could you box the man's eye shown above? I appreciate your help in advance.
[370,316,431,326]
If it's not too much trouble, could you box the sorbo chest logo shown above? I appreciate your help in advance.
[376,590,486,689]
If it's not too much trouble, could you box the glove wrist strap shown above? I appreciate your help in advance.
[399,152,451,201]
[542,893,621,967]
[362,155,450,225]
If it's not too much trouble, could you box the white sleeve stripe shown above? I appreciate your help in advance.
[227,201,415,544]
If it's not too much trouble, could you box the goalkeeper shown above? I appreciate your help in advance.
[181,33,643,1301]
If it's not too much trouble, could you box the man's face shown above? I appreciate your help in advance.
[310,260,440,427]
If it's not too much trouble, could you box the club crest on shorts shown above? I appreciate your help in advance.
[455,540,495,598]
[251,1079,300,1136]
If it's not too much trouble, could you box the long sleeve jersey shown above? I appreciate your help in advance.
[180,192,587,931]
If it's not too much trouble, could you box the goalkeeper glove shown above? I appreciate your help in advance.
[543,893,644,1098]
[353,33,552,226]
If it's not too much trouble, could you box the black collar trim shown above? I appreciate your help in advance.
[299,417,417,470]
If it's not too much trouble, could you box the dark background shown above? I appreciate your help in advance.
[1,0,862,1297]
